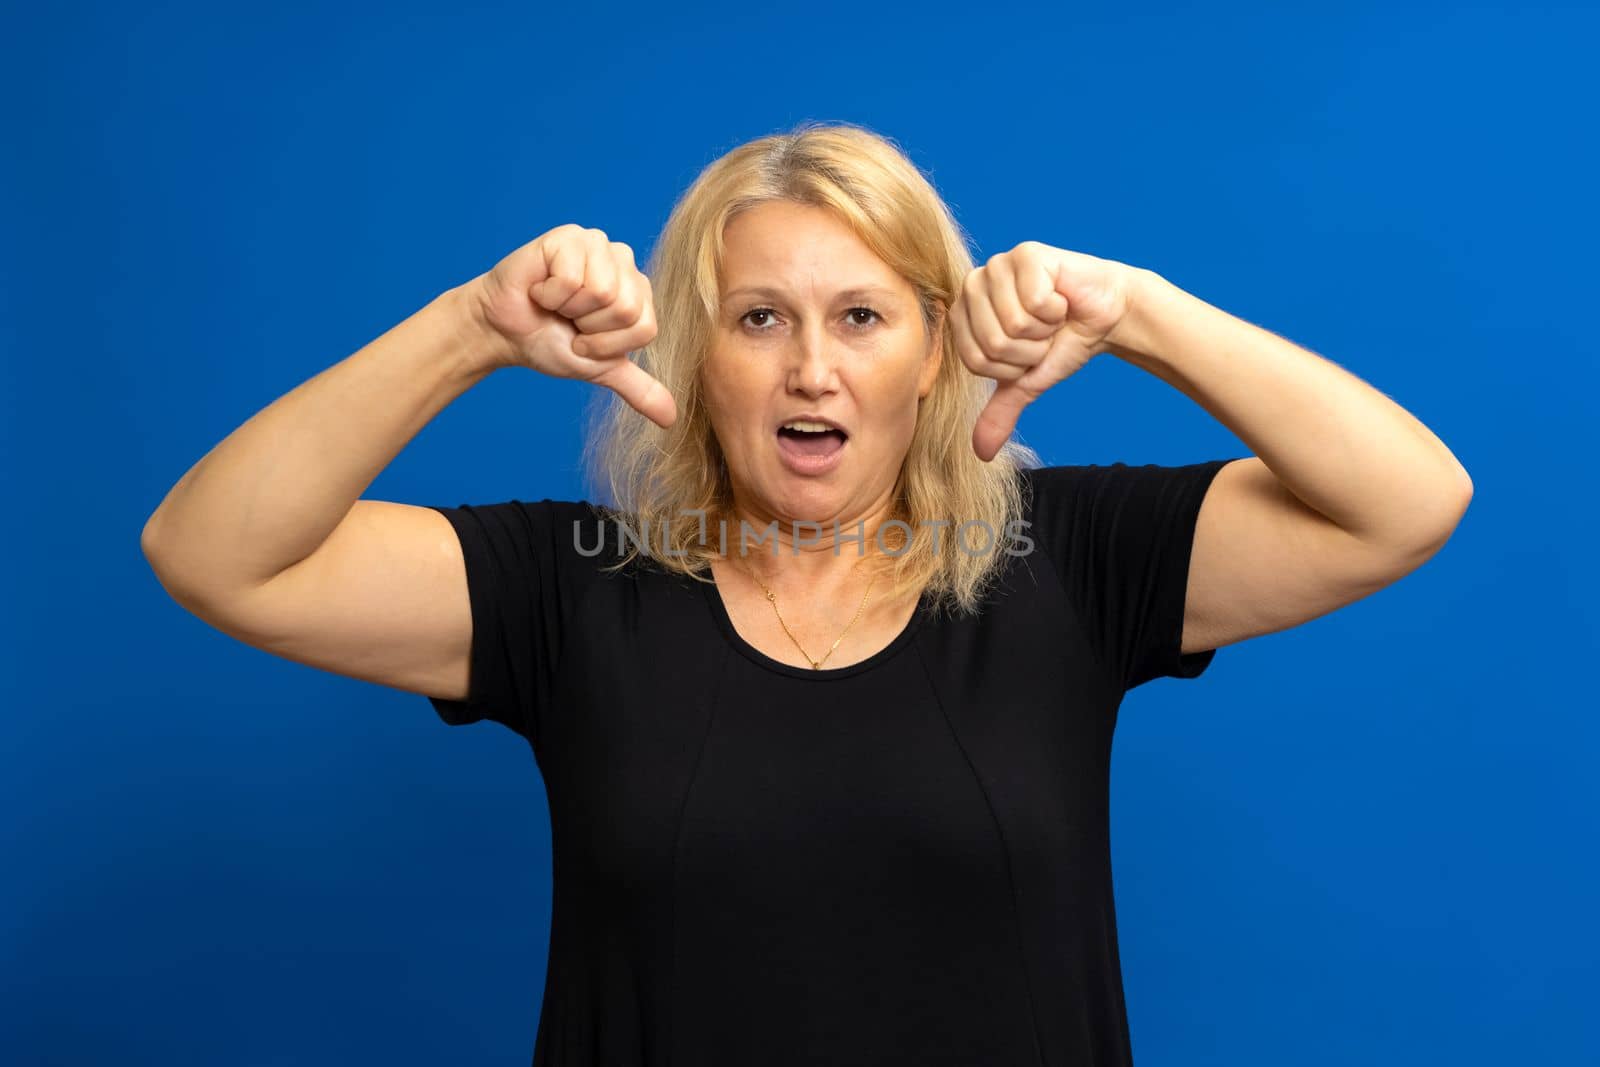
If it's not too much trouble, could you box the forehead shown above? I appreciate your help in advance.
[719,201,904,293]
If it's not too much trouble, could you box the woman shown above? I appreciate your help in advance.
[141,122,1472,1065]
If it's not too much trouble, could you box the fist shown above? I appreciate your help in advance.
[471,224,676,428]
[950,241,1137,461]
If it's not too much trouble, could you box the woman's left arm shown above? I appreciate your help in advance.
[1108,268,1474,655]
[950,244,1473,656]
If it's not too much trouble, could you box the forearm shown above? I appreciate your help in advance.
[141,281,500,603]
[1104,269,1473,551]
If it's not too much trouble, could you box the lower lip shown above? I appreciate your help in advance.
[775,432,848,476]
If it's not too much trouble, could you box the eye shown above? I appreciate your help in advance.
[737,306,884,332]
[741,307,778,330]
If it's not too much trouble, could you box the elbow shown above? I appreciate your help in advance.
[1405,465,1474,558]
[1439,461,1474,539]
[1447,455,1474,511]
[140,508,177,583]
[140,508,206,612]
[141,531,190,610]
[140,510,166,575]
[139,512,161,562]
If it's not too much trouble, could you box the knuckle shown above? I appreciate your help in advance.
[612,290,642,320]
[976,320,1004,351]
[1017,288,1051,315]
[985,356,1020,380]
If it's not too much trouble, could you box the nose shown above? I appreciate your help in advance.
[785,323,840,398]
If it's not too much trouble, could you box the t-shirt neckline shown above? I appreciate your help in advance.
[698,573,928,680]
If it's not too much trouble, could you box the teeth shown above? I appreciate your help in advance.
[782,420,836,433]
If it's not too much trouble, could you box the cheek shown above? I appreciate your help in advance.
[700,354,737,411]
[701,364,768,458]
[856,364,927,425]
[705,349,771,407]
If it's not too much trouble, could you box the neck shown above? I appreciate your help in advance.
[720,488,906,589]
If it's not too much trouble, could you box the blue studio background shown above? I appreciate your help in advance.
[4,1,1596,1064]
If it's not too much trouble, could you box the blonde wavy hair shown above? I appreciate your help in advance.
[583,120,1040,615]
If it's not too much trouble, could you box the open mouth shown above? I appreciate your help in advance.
[777,422,851,457]
[776,419,849,467]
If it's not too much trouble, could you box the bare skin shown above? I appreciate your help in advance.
[948,239,1473,655]
[699,200,942,670]
[141,206,1471,701]
[139,224,666,702]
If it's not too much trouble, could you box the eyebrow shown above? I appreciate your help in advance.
[723,285,901,303]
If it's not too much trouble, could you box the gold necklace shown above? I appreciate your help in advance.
[743,561,875,670]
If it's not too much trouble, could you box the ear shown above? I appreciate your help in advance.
[916,305,945,399]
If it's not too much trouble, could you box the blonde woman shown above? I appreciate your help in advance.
[141,121,1471,1065]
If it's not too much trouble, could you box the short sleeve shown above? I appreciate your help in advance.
[1022,458,1241,691]
[426,498,595,747]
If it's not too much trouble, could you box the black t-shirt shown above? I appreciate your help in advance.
[426,458,1238,1067]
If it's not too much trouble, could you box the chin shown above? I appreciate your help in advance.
[751,477,844,525]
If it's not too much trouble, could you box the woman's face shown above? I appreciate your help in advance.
[702,200,941,532]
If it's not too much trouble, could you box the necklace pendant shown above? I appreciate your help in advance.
[810,660,821,670]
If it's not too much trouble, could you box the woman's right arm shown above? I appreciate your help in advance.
[140,225,668,703]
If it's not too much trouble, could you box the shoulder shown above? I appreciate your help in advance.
[1015,461,1118,504]
[429,497,607,542]
[1014,458,1238,572]
[1019,459,1235,514]
[1015,463,1113,529]
[428,497,644,580]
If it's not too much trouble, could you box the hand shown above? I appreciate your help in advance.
[468,224,677,428]
[950,241,1138,461]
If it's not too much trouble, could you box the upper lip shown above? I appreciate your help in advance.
[776,413,849,437]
